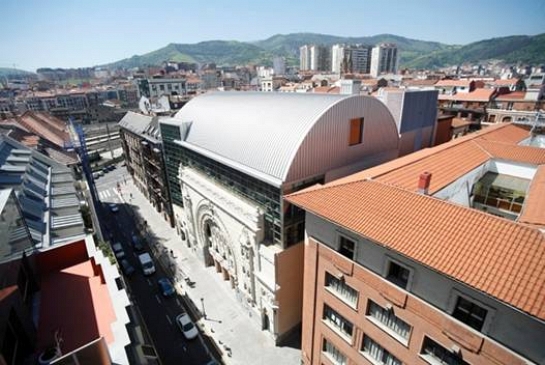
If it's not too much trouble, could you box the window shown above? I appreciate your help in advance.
[159,84,165,91]
[323,304,353,339]
[386,261,410,289]
[325,272,358,307]
[421,336,469,365]
[362,336,401,365]
[338,236,355,259]
[452,296,487,331]
[323,338,347,365]
[367,301,411,341]
[349,117,364,145]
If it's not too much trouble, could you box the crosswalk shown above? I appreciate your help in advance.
[98,188,121,201]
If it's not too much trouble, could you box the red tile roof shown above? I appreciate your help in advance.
[436,79,472,87]
[494,91,527,101]
[438,88,495,102]
[520,166,545,226]
[17,112,70,148]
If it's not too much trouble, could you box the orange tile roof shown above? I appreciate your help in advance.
[494,91,527,101]
[475,139,545,165]
[438,88,495,102]
[520,165,545,225]
[451,118,472,128]
[286,179,545,320]
[436,79,472,87]
[18,112,70,148]
[477,123,530,144]
[492,79,519,86]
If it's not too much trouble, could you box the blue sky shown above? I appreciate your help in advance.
[1,0,544,71]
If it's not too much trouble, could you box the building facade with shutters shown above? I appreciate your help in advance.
[159,92,403,343]
[287,123,545,365]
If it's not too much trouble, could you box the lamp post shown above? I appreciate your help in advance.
[201,297,207,319]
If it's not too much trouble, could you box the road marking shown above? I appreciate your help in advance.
[155,294,162,304]
[147,279,152,286]
[166,315,172,325]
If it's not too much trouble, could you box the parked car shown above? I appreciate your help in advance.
[157,278,175,297]
[176,313,198,340]
[120,259,135,276]
[138,253,155,275]
[112,242,125,259]
[131,235,144,251]
[109,203,119,213]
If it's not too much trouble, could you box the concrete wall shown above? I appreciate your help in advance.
[275,241,304,342]
[303,212,545,364]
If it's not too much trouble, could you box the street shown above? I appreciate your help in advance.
[94,165,213,365]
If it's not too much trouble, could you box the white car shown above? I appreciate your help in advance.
[112,242,125,259]
[176,313,198,340]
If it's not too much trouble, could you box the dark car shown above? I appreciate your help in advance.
[131,235,144,251]
[120,259,135,276]
[157,278,175,297]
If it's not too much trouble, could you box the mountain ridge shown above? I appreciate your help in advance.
[101,32,545,70]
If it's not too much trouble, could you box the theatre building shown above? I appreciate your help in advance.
[159,91,427,342]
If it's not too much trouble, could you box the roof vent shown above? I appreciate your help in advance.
[418,172,432,195]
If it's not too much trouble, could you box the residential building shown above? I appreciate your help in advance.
[331,44,345,74]
[370,43,399,77]
[438,88,496,126]
[487,90,544,123]
[300,45,311,71]
[344,45,373,74]
[310,45,331,72]
[160,92,404,343]
[0,135,86,247]
[273,56,286,76]
[287,123,545,365]
[119,112,173,226]
[136,77,187,98]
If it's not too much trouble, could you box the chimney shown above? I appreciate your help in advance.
[418,172,432,195]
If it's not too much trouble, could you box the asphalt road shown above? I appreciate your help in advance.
[94,165,212,365]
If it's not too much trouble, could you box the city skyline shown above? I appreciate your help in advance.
[1,0,544,71]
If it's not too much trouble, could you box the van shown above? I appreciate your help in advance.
[138,253,155,276]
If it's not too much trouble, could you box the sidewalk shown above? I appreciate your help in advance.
[120,180,302,365]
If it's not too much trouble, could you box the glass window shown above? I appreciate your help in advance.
[323,338,347,365]
[323,304,353,339]
[362,336,401,365]
[421,336,469,365]
[325,272,358,307]
[386,261,410,289]
[367,300,411,341]
[338,236,355,259]
[452,296,487,332]
[349,117,364,146]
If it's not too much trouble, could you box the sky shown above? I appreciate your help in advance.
[1,0,544,71]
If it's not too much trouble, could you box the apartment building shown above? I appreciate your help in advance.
[370,43,399,77]
[160,92,405,343]
[287,123,545,365]
[119,111,173,226]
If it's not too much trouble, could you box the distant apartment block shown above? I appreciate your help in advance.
[288,123,545,365]
[273,56,286,76]
[370,43,399,77]
[300,45,311,71]
[136,77,187,98]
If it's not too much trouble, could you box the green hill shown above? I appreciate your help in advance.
[102,32,545,70]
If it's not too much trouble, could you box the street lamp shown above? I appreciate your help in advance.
[201,297,207,319]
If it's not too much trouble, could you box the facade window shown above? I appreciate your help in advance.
[452,296,487,331]
[349,117,364,145]
[323,338,347,365]
[159,84,165,91]
[325,272,358,307]
[421,336,469,365]
[362,336,401,365]
[367,300,411,341]
[323,304,353,339]
[386,261,410,289]
[338,236,355,259]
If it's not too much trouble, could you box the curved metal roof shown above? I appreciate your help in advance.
[171,92,398,186]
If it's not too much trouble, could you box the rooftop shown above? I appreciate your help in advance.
[287,123,545,320]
